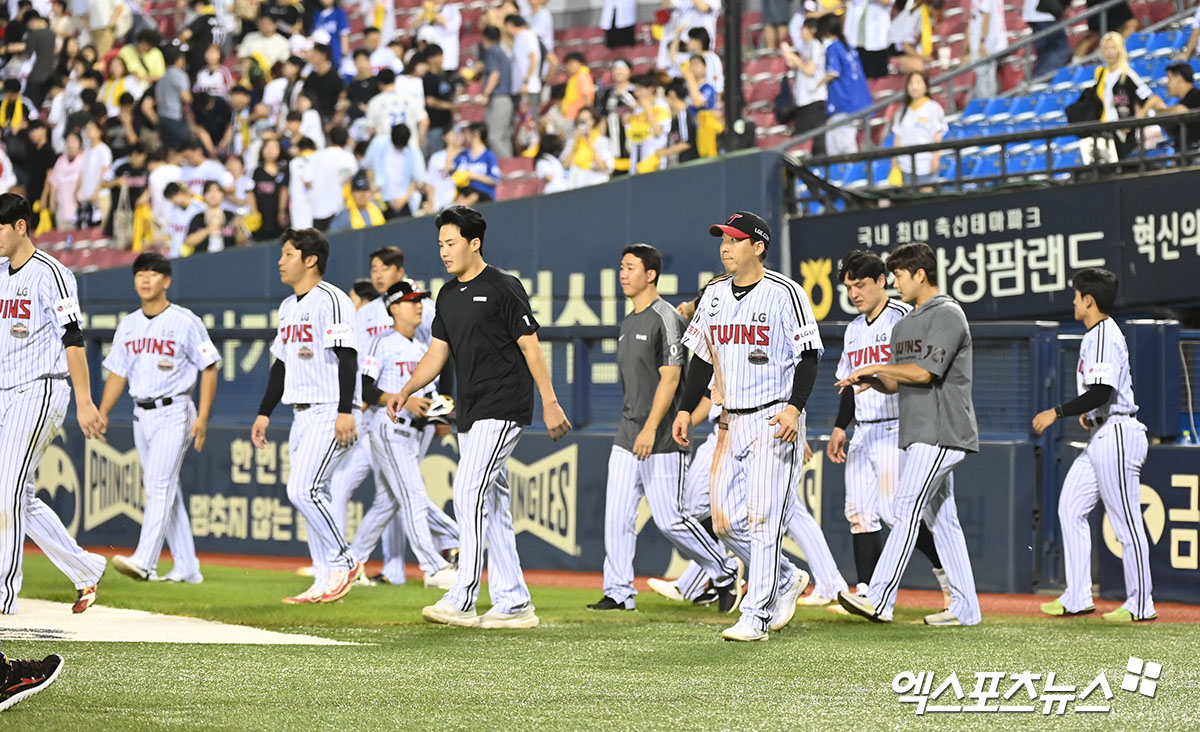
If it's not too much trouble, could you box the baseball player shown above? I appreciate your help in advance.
[826,250,951,607]
[101,253,220,585]
[1034,268,1156,622]
[353,280,457,589]
[252,227,365,604]
[0,192,107,615]
[387,205,571,630]
[837,242,981,627]
[587,244,742,613]
[672,210,820,642]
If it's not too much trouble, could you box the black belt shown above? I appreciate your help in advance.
[1092,412,1135,427]
[395,414,429,431]
[858,418,898,424]
[727,399,788,415]
[135,395,187,410]
[294,403,312,411]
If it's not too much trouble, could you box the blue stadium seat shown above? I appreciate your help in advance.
[943,124,974,141]
[983,97,1015,121]
[827,163,848,183]
[1191,59,1200,77]
[1009,95,1038,121]
[967,153,1002,179]
[1051,149,1083,179]
[1008,153,1033,175]
[1146,145,1176,159]
[841,161,868,187]
[1147,31,1183,58]
[1131,56,1156,79]
[1035,92,1069,122]
[1071,66,1098,87]
[1126,31,1151,58]
[869,158,892,186]
[961,97,989,123]
[1149,58,1169,83]
[1006,121,1039,153]
[1025,153,1049,173]
[1049,66,1075,91]
[1051,135,1081,151]
[937,155,958,180]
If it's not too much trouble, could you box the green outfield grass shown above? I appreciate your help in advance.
[5,556,1199,731]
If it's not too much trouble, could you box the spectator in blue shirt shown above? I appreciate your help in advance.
[822,15,872,154]
[313,0,351,68]
[453,121,501,204]
[681,54,718,120]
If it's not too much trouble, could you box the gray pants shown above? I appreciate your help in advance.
[486,95,515,158]
[973,60,998,100]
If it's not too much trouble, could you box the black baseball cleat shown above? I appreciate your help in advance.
[370,574,393,585]
[693,587,719,606]
[0,653,64,712]
[586,595,634,611]
[716,581,745,614]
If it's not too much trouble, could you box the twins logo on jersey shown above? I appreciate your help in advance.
[3,294,32,338]
[280,324,314,344]
[121,338,178,356]
[843,343,891,368]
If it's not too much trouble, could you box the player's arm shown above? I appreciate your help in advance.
[97,371,127,423]
[675,354,712,447]
[517,332,572,441]
[252,358,286,448]
[769,349,819,443]
[65,343,104,439]
[192,364,218,451]
[690,394,712,428]
[633,364,681,460]
[387,338,450,420]
[827,381,855,463]
[843,362,931,393]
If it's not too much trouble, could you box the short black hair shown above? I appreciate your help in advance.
[1165,62,1195,84]
[180,138,203,152]
[282,227,331,274]
[1072,267,1119,314]
[137,28,161,45]
[352,278,380,301]
[132,251,172,276]
[504,13,527,26]
[297,136,317,151]
[885,242,938,286]
[129,142,147,156]
[377,68,396,85]
[435,205,486,247]
[164,181,188,198]
[285,110,302,122]
[467,121,488,142]
[363,26,379,36]
[0,192,34,234]
[838,250,887,282]
[162,45,182,67]
[390,122,411,148]
[664,78,687,100]
[312,43,333,62]
[202,180,224,196]
[353,48,369,60]
[4,78,21,94]
[621,243,663,285]
[686,27,711,50]
[231,84,251,96]
[328,125,349,147]
[118,91,135,105]
[370,245,405,270]
[424,43,443,57]
[565,51,585,64]
[483,25,501,42]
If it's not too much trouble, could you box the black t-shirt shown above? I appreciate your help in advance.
[26,27,55,82]
[251,165,288,238]
[667,109,698,163]
[105,115,135,159]
[14,138,56,201]
[186,15,226,74]
[431,265,538,430]
[1170,88,1200,148]
[347,76,378,111]
[423,71,454,130]
[112,162,150,205]
[187,208,239,252]
[262,1,303,32]
[193,96,233,149]
[303,68,344,121]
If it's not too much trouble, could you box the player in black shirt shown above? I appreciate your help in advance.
[388,205,570,630]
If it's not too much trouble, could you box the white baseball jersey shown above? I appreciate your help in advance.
[360,329,436,410]
[0,251,80,388]
[682,271,823,410]
[270,281,358,405]
[102,304,221,400]
[835,299,911,422]
[180,159,234,195]
[355,296,435,346]
[1076,317,1139,421]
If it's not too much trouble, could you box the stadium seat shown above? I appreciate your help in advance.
[1049,66,1075,91]
[841,161,868,188]
[937,155,958,181]
[744,55,787,81]
[868,158,892,187]
[498,157,534,177]
[1131,56,1156,79]
[983,97,1015,121]
[1051,135,1081,151]
[1025,152,1050,173]
[1009,95,1038,121]
[960,97,988,123]
[1146,31,1182,58]
[1051,149,1084,178]
[966,153,1002,179]
[1126,31,1151,58]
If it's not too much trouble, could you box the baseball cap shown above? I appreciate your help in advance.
[709,210,771,246]
[383,279,430,308]
[350,171,370,191]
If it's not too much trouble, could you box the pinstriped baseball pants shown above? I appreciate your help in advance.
[845,420,901,533]
[287,404,355,591]
[868,443,980,624]
[1057,417,1155,618]
[131,400,199,578]
[1,379,106,614]
[443,419,531,615]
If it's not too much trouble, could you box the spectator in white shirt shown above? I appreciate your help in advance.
[969,0,1007,99]
[78,118,113,227]
[887,0,937,75]
[780,20,827,155]
[425,125,460,212]
[287,136,317,228]
[843,0,893,78]
[365,67,428,151]
[178,138,235,196]
[308,126,359,230]
[534,131,567,193]
[685,28,723,90]
[360,0,397,44]
[238,15,292,70]
[521,0,554,52]
[417,0,462,70]
[506,14,543,109]
[194,44,235,100]
[162,181,205,258]
[600,0,636,48]
[890,71,947,185]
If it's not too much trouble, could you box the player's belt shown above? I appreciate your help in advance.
[858,418,898,424]
[135,394,188,410]
[293,403,313,411]
[726,399,788,415]
[394,414,429,430]
[1091,412,1136,427]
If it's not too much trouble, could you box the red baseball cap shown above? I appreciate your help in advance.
[709,211,771,246]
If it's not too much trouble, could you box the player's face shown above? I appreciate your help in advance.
[438,224,480,277]
[891,268,917,304]
[619,253,654,298]
[844,274,886,313]
[393,299,424,329]
[134,270,170,302]
[719,234,761,275]
[1072,289,1087,321]
[370,258,404,292]
[0,221,25,257]
[278,241,308,286]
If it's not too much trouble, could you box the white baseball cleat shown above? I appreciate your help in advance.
[923,609,963,626]
[721,620,768,642]
[800,591,837,606]
[352,573,376,587]
[422,598,480,627]
[768,569,808,631]
[282,586,323,604]
[647,578,685,602]
[424,566,458,590]
[837,590,890,623]
[478,605,540,629]
[161,570,204,584]
[112,555,151,581]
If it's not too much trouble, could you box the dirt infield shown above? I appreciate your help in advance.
[44,545,1200,623]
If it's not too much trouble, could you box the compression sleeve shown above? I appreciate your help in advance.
[1055,384,1115,418]
[680,356,714,413]
[788,349,820,412]
[257,359,286,417]
[62,321,85,348]
[834,384,855,430]
[362,374,384,407]
[334,346,357,414]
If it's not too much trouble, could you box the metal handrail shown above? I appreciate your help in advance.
[771,0,1183,153]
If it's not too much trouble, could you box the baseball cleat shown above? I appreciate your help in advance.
[923,610,964,626]
[586,595,634,611]
[353,574,376,587]
[1102,608,1157,623]
[161,570,204,584]
[282,586,322,604]
[647,578,685,602]
[800,591,838,606]
[72,585,97,614]
[932,567,952,609]
[1040,599,1095,617]
[318,562,365,603]
[295,565,316,578]
[424,566,458,590]
[768,569,807,631]
[692,587,719,606]
[0,653,64,712]
[422,598,480,627]
[716,579,745,614]
[112,555,151,581]
[721,620,768,642]
[826,603,850,615]
[478,604,540,629]
[441,548,460,569]
[838,590,889,623]
[371,573,397,585]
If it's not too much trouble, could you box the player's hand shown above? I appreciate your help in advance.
[543,399,572,441]
[77,401,105,440]
[191,418,208,452]
[672,410,691,447]
[803,440,814,463]
[387,389,411,422]
[676,300,696,320]
[633,426,656,460]
[826,426,847,463]
[768,405,801,443]
[251,415,270,449]
[1032,408,1057,436]
[1079,414,1091,431]
[435,423,452,437]
[405,396,432,417]
[335,412,357,448]
[838,368,890,395]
